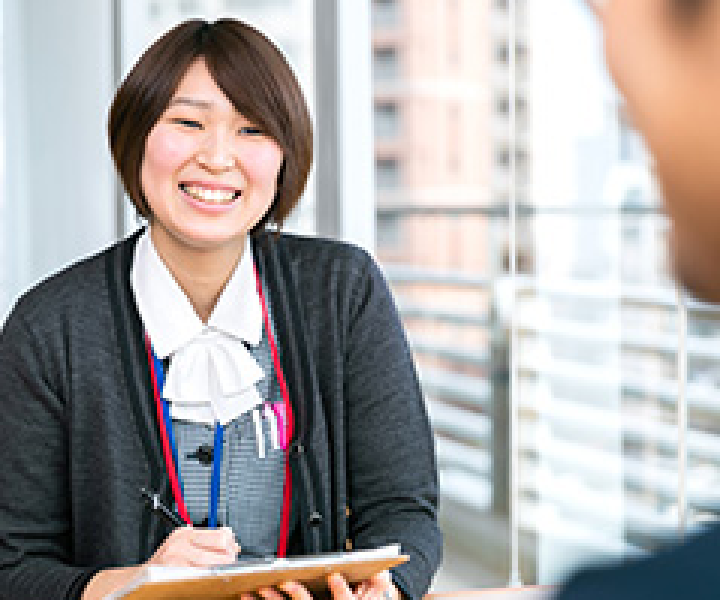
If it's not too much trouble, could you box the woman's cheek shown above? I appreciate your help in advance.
[145,127,195,171]
[239,142,284,182]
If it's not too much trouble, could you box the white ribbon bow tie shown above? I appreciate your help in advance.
[163,330,264,425]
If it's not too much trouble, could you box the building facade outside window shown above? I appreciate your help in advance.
[370,0,720,590]
[2,0,720,593]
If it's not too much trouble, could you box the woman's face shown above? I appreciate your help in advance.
[141,58,284,258]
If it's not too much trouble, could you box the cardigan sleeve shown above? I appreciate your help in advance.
[0,308,97,599]
[343,251,442,600]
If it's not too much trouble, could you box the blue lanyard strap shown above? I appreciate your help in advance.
[151,348,224,529]
[209,422,224,528]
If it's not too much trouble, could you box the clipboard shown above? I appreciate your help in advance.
[109,545,409,599]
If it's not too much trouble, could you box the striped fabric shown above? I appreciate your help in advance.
[172,283,285,558]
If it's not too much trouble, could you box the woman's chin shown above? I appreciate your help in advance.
[153,223,248,255]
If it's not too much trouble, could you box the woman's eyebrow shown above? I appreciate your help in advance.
[168,97,213,109]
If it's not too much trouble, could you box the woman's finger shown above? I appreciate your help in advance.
[327,573,354,600]
[187,526,240,554]
[147,526,238,567]
[360,571,396,600]
[354,580,370,600]
[163,540,237,567]
[279,579,315,600]
[369,570,392,588]
[257,586,286,600]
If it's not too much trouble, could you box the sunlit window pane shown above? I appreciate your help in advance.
[371,0,505,591]
[371,0,720,591]
[518,0,696,586]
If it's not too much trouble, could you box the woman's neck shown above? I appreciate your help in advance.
[149,225,245,324]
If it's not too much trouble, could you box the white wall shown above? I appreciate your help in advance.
[2,0,116,317]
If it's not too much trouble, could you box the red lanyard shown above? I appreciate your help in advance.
[144,262,295,555]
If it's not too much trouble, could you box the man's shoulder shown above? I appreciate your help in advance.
[558,525,720,599]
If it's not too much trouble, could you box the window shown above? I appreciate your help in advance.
[516,41,528,69]
[373,47,400,81]
[375,157,401,190]
[369,0,716,592]
[372,0,400,28]
[494,41,529,69]
[376,210,402,249]
[374,101,400,139]
[496,92,510,116]
[496,147,511,168]
[495,41,509,65]
[371,0,504,590]
[516,94,527,117]
[495,93,527,120]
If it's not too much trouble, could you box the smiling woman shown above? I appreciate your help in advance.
[0,18,441,600]
[110,20,312,230]
[138,57,286,319]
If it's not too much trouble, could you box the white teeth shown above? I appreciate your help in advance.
[182,185,238,204]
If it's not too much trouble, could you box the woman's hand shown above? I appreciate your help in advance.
[249,569,399,600]
[146,525,240,567]
[81,526,240,599]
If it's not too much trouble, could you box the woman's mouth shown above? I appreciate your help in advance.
[179,183,241,205]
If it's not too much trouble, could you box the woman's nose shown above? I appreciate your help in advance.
[196,130,236,171]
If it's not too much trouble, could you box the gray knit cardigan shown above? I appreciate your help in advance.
[0,230,441,600]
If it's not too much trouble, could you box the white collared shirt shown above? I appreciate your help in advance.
[131,229,265,424]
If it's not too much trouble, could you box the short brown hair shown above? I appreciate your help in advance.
[109,19,313,232]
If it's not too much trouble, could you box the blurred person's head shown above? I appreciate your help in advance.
[108,19,313,236]
[590,0,720,302]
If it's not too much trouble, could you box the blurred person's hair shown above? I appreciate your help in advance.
[672,0,710,21]
[108,19,313,233]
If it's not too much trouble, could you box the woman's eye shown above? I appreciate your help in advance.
[171,118,203,129]
[239,126,263,135]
